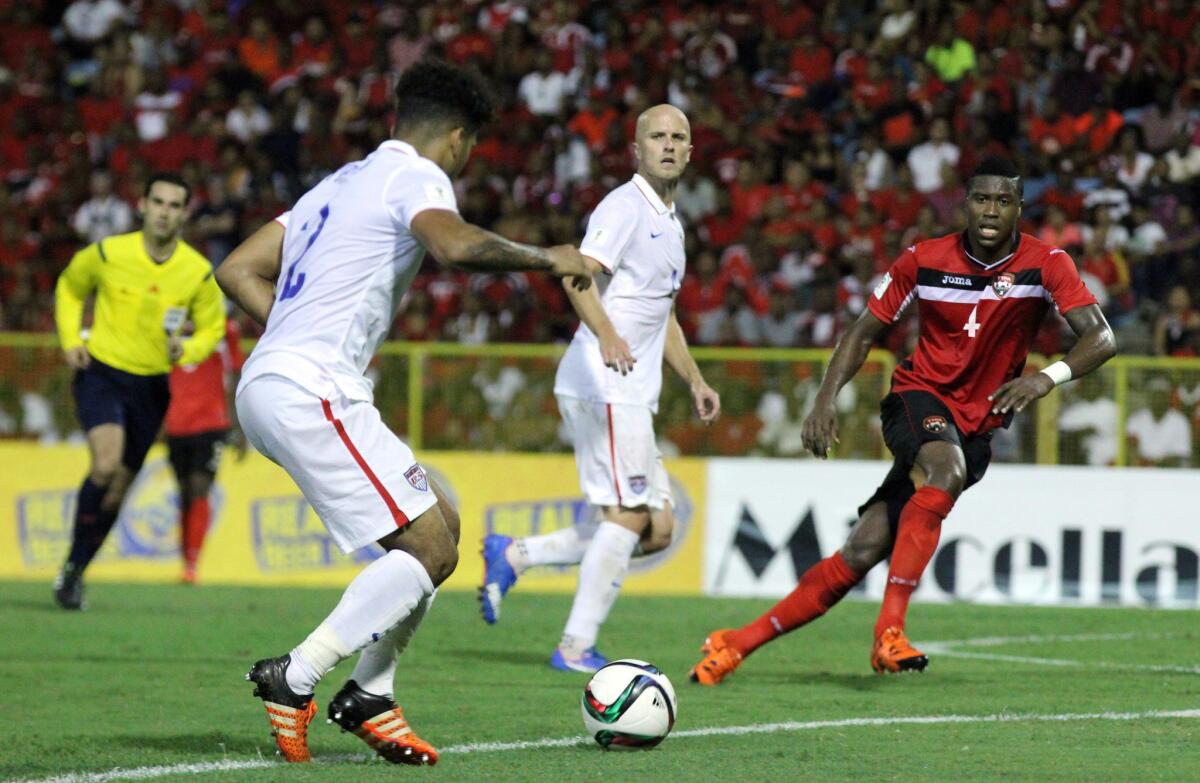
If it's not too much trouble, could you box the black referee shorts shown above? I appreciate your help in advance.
[73,357,170,472]
[858,389,993,531]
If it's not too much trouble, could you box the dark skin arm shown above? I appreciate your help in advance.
[989,303,1117,414]
[802,309,890,458]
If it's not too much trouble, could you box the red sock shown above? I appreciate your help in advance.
[182,497,211,570]
[727,552,862,657]
[874,486,954,639]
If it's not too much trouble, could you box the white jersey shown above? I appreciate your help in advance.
[554,174,685,412]
[239,139,458,403]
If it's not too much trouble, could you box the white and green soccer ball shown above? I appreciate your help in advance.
[581,659,677,750]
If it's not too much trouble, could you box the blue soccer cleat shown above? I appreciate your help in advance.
[479,534,518,624]
[550,646,610,674]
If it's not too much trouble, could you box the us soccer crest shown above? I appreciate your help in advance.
[404,464,429,492]
[992,272,1015,298]
[628,475,648,494]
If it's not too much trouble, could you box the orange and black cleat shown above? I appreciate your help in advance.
[327,680,438,766]
[688,629,744,686]
[871,626,929,674]
[246,655,318,762]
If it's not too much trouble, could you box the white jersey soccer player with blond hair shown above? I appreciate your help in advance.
[215,60,598,765]
[479,104,721,672]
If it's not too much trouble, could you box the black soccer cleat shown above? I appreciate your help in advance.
[327,680,438,765]
[245,655,317,762]
[53,564,85,610]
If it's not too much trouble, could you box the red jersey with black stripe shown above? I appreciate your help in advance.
[165,320,244,436]
[868,232,1097,436]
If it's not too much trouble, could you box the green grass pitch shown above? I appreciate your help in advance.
[2,580,1198,783]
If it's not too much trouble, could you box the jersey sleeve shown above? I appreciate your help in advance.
[383,164,459,229]
[867,247,919,323]
[54,242,104,351]
[179,270,227,366]
[1041,248,1098,314]
[579,196,638,274]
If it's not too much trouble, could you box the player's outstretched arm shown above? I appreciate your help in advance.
[803,309,889,458]
[989,303,1116,415]
[214,220,285,326]
[665,305,720,423]
[411,209,600,288]
[562,271,635,374]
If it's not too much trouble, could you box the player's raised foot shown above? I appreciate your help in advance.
[550,646,609,673]
[181,565,197,586]
[689,629,744,685]
[245,655,317,762]
[53,564,85,610]
[327,680,438,766]
[871,626,929,674]
[478,534,518,624]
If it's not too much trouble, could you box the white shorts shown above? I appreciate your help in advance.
[557,395,672,510]
[237,374,438,553]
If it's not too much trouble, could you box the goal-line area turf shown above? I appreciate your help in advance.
[2,580,1197,783]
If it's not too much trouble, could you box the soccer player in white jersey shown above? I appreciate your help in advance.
[479,104,721,672]
[214,61,598,765]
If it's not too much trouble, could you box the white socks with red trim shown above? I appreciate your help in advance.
[286,549,434,696]
[562,521,640,649]
[508,520,597,572]
[349,591,435,699]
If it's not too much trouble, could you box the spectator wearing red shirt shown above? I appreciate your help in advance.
[1074,99,1124,157]
[729,159,774,222]
[1038,205,1085,251]
[763,0,815,40]
[872,167,926,231]
[567,92,619,152]
[445,10,495,67]
[1029,96,1078,155]
[237,15,283,84]
[777,159,826,213]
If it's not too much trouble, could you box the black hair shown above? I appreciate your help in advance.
[969,156,1023,198]
[393,59,495,136]
[144,172,192,204]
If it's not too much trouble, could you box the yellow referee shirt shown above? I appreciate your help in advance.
[55,231,226,376]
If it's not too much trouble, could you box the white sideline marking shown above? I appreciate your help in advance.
[922,632,1200,676]
[9,710,1200,783]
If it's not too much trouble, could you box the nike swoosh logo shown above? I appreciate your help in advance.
[650,231,664,239]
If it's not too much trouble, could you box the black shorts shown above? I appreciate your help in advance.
[73,358,170,472]
[858,389,993,531]
[167,430,228,479]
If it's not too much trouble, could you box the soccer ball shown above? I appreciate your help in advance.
[580,659,677,750]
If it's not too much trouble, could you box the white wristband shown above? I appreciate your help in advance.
[1040,360,1073,387]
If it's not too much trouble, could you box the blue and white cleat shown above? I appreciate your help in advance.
[550,647,610,673]
[479,534,517,624]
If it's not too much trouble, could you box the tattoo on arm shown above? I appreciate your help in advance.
[456,236,551,272]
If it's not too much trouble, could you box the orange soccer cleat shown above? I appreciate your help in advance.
[246,656,318,762]
[871,626,929,674]
[688,629,744,686]
[327,680,439,766]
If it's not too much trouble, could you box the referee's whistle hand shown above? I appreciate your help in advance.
[63,346,90,370]
[167,337,184,363]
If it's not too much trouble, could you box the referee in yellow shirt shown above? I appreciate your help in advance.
[54,173,226,609]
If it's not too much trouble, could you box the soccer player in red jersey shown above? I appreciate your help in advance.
[690,157,1117,683]
[165,318,245,584]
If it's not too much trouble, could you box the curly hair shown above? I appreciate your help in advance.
[393,59,495,136]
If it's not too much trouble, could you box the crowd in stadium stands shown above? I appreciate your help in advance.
[1,1,1199,359]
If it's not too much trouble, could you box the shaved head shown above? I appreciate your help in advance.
[632,104,692,185]
[635,104,690,140]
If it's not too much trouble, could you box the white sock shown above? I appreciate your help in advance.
[509,520,597,572]
[286,549,434,695]
[561,521,640,651]
[349,591,435,699]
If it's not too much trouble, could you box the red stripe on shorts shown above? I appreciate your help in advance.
[322,399,410,528]
[606,404,623,505]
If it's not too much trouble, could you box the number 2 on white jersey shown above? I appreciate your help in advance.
[279,204,330,302]
[963,305,981,338]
